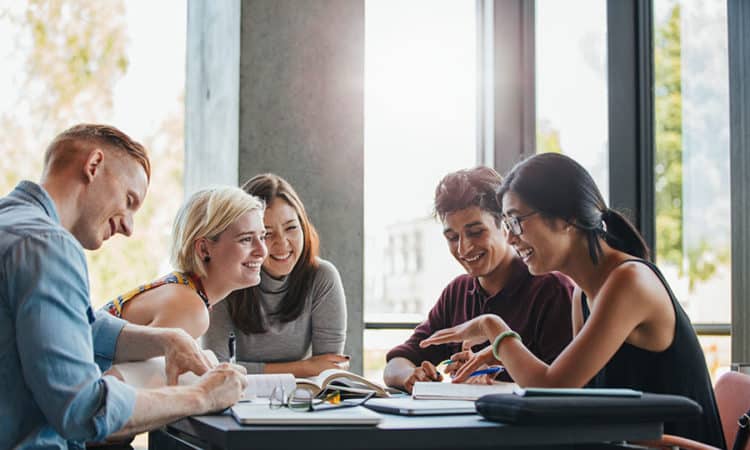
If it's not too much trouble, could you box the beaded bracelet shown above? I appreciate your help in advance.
[491,330,522,360]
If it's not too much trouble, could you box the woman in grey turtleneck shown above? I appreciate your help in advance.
[202,174,348,376]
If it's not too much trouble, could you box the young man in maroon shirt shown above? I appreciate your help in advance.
[383,166,573,393]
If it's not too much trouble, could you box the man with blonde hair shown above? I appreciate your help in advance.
[0,124,248,449]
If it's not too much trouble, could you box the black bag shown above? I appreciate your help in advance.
[475,392,702,426]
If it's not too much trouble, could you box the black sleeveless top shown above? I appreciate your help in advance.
[582,259,725,448]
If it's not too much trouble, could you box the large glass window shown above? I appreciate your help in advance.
[0,1,186,447]
[535,0,609,200]
[363,0,477,381]
[653,0,731,377]
[0,1,186,308]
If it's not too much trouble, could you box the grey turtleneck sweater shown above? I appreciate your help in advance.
[201,258,347,374]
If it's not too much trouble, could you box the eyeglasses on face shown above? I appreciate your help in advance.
[268,386,374,412]
[502,211,538,236]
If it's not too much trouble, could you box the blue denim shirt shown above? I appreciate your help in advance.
[0,181,136,449]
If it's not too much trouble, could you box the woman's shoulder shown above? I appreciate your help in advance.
[601,259,669,305]
[311,257,343,282]
[151,281,208,310]
[525,269,575,300]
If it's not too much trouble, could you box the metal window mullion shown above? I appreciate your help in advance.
[729,0,750,364]
[606,0,655,252]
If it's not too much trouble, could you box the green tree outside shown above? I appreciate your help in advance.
[654,3,729,290]
[654,3,684,272]
[0,0,184,306]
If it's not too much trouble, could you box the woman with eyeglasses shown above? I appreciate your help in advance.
[202,174,348,377]
[421,153,724,448]
[383,166,573,393]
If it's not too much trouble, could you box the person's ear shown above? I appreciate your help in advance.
[83,148,104,183]
[559,218,575,232]
[194,237,211,262]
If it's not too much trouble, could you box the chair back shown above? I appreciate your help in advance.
[715,371,750,450]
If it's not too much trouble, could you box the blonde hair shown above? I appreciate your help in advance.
[170,186,264,278]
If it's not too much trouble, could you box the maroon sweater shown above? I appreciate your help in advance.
[387,258,574,379]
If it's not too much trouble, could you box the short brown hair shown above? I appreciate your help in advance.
[44,123,151,180]
[434,166,503,224]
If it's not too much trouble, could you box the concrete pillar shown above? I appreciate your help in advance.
[185,0,241,194]
[186,0,365,373]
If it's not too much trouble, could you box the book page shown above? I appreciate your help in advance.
[244,373,296,399]
[412,381,517,401]
[303,369,389,397]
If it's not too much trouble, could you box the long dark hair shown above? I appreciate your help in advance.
[496,153,649,264]
[226,174,320,334]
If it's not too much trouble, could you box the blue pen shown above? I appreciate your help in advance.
[467,366,504,378]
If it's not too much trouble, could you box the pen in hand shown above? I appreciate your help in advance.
[467,366,504,378]
[228,331,236,365]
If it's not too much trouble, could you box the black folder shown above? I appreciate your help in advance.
[475,392,702,425]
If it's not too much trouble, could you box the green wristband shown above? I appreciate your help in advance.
[491,330,521,360]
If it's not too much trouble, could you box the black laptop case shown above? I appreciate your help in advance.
[475,392,702,425]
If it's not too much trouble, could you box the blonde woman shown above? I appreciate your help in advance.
[100,186,267,338]
[203,174,348,376]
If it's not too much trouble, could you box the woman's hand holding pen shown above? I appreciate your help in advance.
[448,346,500,383]
[420,315,509,383]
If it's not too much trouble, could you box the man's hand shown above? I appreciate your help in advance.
[403,361,443,393]
[162,329,215,385]
[196,363,249,413]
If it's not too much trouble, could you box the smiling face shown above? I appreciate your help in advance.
[262,198,304,278]
[73,152,148,250]
[204,209,267,289]
[501,190,573,275]
[442,206,514,292]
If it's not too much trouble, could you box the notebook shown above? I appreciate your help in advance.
[230,402,382,425]
[365,397,476,416]
[411,381,517,401]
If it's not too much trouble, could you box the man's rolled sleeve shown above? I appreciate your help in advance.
[10,234,136,441]
[91,376,137,442]
[92,310,128,371]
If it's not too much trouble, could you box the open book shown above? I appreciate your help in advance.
[295,368,391,398]
[412,381,517,401]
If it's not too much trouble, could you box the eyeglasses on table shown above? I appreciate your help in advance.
[268,386,375,412]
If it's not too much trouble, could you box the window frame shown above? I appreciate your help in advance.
[366,0,742,360]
